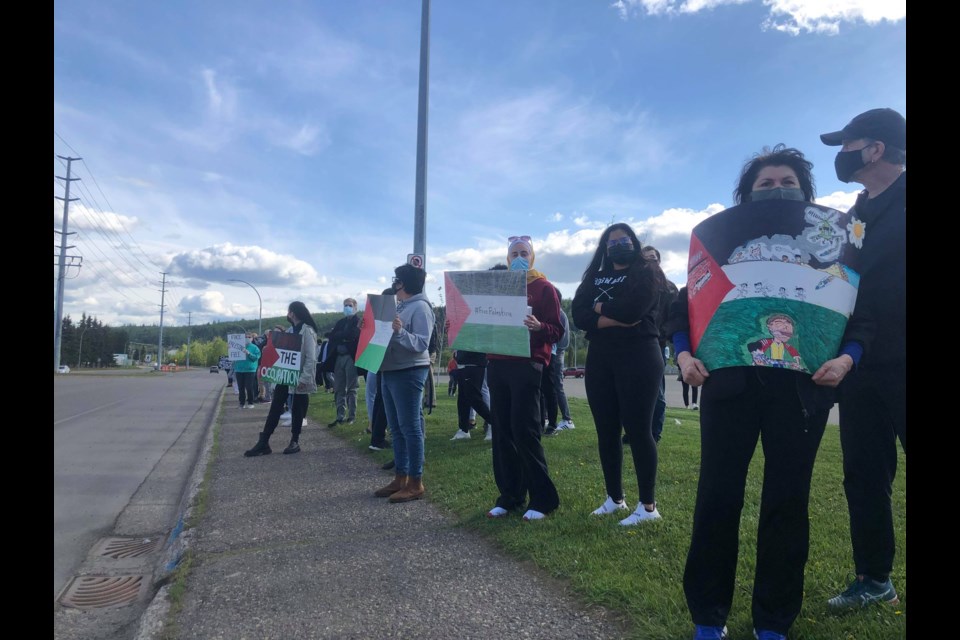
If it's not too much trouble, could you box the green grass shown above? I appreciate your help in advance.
[310,382,906,640]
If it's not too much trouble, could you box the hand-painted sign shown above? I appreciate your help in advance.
[259,330,303,386]
[227,333,246,361]
[444,270,530,358]
[686,199,862,374]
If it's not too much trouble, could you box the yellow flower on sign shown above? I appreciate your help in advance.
[847,217,866,249]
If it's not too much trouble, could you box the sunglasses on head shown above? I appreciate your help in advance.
[508,235,531,243]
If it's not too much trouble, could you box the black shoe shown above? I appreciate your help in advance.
[368,441,391,451]
[244,433,272,457]
[544,425,558,436]
[381,459,395,470]
[327,419,343,428]
[283,440,300,455]
[621,434,630,445]
[347,418,356,425]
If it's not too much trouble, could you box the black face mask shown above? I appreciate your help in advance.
[834,148,868,183]
[607,246,639,265]
[748,187,805,202]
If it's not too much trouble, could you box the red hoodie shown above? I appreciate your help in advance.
[488,277,564,366]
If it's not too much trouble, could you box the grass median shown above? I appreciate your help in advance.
[308,379,906,640]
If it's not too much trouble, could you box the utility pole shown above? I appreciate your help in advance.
[54,155,82,372]
[157,272,167,367]
[186,311,192,368]
[412,0,431,263]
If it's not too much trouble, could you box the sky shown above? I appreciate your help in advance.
[53,0,906,328]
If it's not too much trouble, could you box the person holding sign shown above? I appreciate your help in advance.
[234,332,262,409]
[571,223,666,526]
[372,264,435,503]
[244,301,319,457]
[670,146,869,640]
[485,236,563,522]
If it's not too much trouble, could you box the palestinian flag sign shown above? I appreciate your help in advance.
[259,330,304,386]
[687,199,863,374]
[445,270,530,358]
[355,294,397,373]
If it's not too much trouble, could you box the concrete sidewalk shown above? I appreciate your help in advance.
[163,392,629,639]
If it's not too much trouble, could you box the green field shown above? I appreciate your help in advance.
[309,380,906,640]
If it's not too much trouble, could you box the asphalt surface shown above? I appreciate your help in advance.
[165,389,630,639]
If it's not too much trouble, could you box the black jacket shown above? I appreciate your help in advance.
[846,172,906,369]
[325,314,361,362]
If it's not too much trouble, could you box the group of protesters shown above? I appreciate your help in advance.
[236,107,905,640]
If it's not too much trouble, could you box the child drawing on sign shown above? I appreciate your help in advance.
[794,286,806,301]
[747,313,806,371]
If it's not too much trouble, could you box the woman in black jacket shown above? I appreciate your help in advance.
[571,222,666,526]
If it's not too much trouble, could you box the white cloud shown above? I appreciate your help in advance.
[613,0,905,33]
[272,122,331,156]
[166,243,322,287]
[53,201,140,234]
[550,212,564,222]
[202,68,237,120]
[179,291,233,315]
[815,190,859,212]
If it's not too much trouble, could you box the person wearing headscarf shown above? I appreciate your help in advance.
[485,236,563,521]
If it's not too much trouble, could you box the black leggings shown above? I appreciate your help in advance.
[681,381,699,406]
[262,385,310,440]
[456,366,492,430]
[237,371,258,405]
[584,338,663,504]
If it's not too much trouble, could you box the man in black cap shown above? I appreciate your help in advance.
[819,107,906,611]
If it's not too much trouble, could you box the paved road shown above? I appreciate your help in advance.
[53,368,224,600]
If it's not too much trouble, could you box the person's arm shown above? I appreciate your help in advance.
[528,283,563,345]
[665,287,709,386]
[344,315,362,341]
[571,281,599,332]
[245,343,261,362]
[391,304,433,353]
[811,297,874,387]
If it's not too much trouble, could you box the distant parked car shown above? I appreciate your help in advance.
[57,365,71,374]
[563,366,585,378]
[209,366,219,373]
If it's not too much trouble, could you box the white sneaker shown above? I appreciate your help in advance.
[522,509,546,521]
[592,496,629,516]
[619,503,662,526]
[562,419,575,430]
[244,403,255,409]
[280,411,292,420]
[690,403,699,411]
[487,506,508,518]
[484,426,493,441]
[450,429,471,440]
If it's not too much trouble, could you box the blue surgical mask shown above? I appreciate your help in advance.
[510,257,529,271]
[749,187,806,202]
[343,306,355,316]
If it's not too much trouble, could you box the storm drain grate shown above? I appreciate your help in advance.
[94,536,163,559]
[59,575,147,609]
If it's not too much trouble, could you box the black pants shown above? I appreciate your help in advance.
[584,338,662,504]
[488,359,559,514]
[262,386,310,440]
[683,368,828,635]
[236,371,258,406]
[681,381,699,406]
[370,374,389,448]
[838,365,906,582]
[539,360,558,429]
[456,366,492,430]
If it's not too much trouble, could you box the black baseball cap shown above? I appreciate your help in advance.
[820,108,906,150]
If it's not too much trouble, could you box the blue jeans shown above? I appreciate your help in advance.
[382,366,429,478]
[365,371,378,421]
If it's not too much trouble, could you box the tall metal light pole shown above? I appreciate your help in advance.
[412,0,431,263]
[54,155,81,372]
[229,279,262,334]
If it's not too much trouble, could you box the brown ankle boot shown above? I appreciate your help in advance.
[389,477,425,503]
[374,474,408,498]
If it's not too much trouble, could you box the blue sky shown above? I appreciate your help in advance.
[53,0,906,327]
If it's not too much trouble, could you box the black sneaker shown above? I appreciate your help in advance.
[327,419,343,428]
[368,442,390,451]
[381,459,395,470]
[544,425,558,436]
[283,441,301,455]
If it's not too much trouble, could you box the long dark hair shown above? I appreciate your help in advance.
[288,301,318,332]
[579,222,665,286]
[734,144,816,204]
